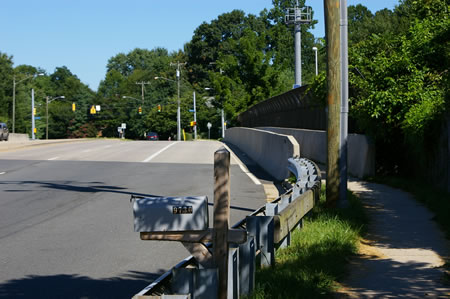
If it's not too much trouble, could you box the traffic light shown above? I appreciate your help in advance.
[90,105,96,114]
[190,121,197,127]
[157,104,161,112]
[33,108,36,115]
[72,102,76,111]
[138,106,142,114]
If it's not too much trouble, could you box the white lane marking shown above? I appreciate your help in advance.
[48,157,59,160]
[142,142,179,163]
[222,144,261,185]
[0,172,5,175]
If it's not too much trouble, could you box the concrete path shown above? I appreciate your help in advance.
[337,180,450,298]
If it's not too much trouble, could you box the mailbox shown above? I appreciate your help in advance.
[133,196,209,232]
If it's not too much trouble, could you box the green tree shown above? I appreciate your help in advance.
[0,52,14,124]
[348,0,449,174]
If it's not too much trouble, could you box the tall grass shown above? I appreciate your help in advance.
[248,187,367,298]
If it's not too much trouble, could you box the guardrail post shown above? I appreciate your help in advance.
[239,236,255,296]
[172,268,218,298]
[228,246,239,299]
[246,216,274,268]
[214,147,231,299]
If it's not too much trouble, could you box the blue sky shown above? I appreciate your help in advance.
[0,0,400,91]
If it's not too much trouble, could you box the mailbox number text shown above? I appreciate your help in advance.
[173,206,193,214]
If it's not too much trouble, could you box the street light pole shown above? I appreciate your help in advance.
[193,91,197,140]
[205,87,225,139]
[177,68,181,141]
[46,96,48,140]
[12,76,16,133]
[46,95,65,139]
[313,46,318,76]
[12,73,43,133]
[31,89,35,140]
[170,62,186,141]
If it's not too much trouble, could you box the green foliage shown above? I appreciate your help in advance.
[347,0,449,174]
[184,3,320,124]
[0,52,13,123]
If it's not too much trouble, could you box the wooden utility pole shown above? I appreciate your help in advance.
[213,148,231,299]
[324,0,341,207]
[135,81,150,107]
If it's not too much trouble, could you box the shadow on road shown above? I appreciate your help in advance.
[0,180,160,198]
[0,271,161,299]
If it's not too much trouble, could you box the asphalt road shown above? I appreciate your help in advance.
[0,139,267,299]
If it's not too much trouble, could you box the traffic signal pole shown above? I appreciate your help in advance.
[193,91,197,140]
[31,89,35,140]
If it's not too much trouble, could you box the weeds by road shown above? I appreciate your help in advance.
[247,187,368,298]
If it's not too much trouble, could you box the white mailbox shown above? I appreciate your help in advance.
[133,196,209,232]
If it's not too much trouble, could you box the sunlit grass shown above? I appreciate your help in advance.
[247,186,367,298]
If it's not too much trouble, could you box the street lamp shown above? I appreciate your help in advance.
[123,95,143,115]
[312,46,318,76]
[205,88,225,139]
[154,76,181,141]
[12,73,44,133]
[46,95,65,139]
[122,96,140,100]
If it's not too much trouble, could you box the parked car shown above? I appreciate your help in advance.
[0,123,9,141]
[146,132,159,141]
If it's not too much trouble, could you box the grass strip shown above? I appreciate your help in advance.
[247,186,368,298]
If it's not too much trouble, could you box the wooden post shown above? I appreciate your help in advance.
[213,147,231,299]
[324,0,341,207]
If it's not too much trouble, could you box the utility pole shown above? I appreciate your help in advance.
[325,0,341,207]
[170,62,186,141]
[339,0,349,205]
[208,63,226,138]
[285,1,312,88]
[31,89,35,140]
[46,96,49,140]
[135,81,150,107]
[12,75,16,133]
[193,91,197,140]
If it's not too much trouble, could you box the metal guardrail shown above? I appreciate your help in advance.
[132,156,321,298]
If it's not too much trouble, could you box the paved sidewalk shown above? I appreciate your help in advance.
[337,180,450,298]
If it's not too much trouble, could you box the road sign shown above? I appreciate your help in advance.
[207,122,212,129]
[96,105,101,111]
[34,117,41,120]
[121,123,126,129]
[189,109,195,112]
[117,127,122,132]
[90,106,96,114]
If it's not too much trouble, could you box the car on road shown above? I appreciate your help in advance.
[0,123,9,141]
[146,132,159,141]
